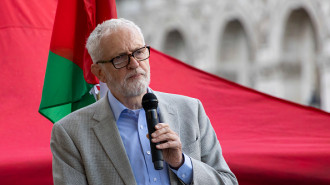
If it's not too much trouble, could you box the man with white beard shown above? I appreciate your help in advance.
[50,18,238,185]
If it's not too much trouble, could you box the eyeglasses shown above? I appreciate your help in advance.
[96,46,150,69]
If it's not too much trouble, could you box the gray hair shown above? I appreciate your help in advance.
[86,18,145,63]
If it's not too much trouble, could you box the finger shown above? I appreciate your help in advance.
[155,123,169,130]
[152,132,179,143]
[156,140,182,150]
[152,127,171,138]
[152,125,171,137]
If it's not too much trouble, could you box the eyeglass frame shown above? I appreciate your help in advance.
[96,45,150,69]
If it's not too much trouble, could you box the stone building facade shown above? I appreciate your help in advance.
[116,0,330,112]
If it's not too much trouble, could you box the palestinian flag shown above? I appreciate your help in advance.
[39,0,117,123]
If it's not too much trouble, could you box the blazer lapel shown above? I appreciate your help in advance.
[155,92,180,135]
[91,96,136,185]
[155,92,183,185]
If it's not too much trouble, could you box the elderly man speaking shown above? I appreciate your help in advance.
[50,18,238,185]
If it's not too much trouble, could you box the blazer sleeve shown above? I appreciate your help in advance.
[190,100,238,185]
[51,123,88,185]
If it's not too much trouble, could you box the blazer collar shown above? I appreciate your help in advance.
[154,92,182,185]
[91,95,136,185]
[154,91,181,144]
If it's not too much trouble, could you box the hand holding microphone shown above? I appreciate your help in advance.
[142,93,183,170]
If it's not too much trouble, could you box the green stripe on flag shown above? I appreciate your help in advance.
[39,51,95,123]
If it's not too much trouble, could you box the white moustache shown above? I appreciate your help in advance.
[125,68,146,79]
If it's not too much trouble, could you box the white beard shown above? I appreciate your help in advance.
[106,67,150,98]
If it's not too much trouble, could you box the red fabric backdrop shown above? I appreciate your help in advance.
[0,0,329,185]
[149,49,330,185]
[0,0,56,184]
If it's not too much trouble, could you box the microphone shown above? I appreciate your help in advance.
[142,93,164,170]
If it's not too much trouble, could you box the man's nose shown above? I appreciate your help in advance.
[127,55,139,69]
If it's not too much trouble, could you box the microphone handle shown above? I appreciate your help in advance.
[146,109,164,170]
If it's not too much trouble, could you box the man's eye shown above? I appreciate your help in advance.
[116,55,125,60]
[113,55,127,64]
[135,50,146,57]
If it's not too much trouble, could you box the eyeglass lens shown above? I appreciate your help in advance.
[113,47,149,68]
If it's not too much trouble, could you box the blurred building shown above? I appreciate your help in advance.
[116,0,330,112]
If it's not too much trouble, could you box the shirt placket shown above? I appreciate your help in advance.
[138,109,162,184]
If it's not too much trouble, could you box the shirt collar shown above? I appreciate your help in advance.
[107,90,126,121]
[107,88,153,121]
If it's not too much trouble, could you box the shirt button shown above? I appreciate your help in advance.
[153,177,157,182]
[182,174,186,178]
[140,125,143,129]
[147,151,151,155]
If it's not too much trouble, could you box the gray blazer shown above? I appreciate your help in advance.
[51,91,238,185]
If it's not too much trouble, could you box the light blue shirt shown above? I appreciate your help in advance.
[107,89,193,185]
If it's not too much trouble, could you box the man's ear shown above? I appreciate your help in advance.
[91,64,107,83]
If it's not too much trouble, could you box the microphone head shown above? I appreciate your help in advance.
[142,93,158,110]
